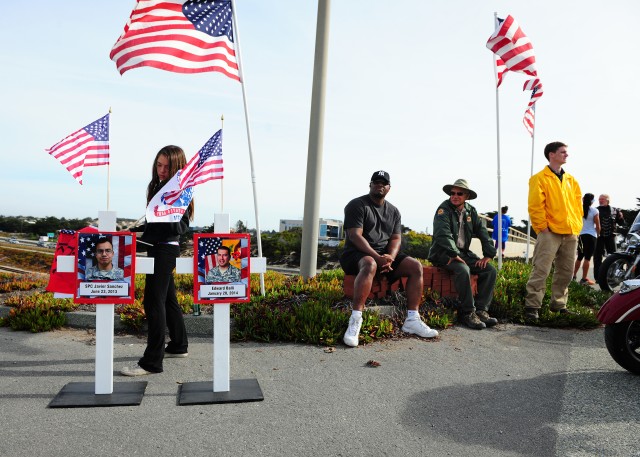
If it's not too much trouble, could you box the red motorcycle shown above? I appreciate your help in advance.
[597,279,640,374]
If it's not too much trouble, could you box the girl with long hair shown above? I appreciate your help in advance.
[573,193,600,285]
[122,145,194,376]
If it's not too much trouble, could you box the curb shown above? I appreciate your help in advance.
[0,304,397,336]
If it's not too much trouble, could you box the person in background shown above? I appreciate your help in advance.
[121,145,193,376]
[573,193,600,285]
[524,142,582,320]
[492,206,512,253]
[594,194,625,277]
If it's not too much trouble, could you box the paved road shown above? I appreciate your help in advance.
[2,324,640,457]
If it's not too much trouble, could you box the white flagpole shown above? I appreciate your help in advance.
[231,0,265,295]
[493,12,503,270]
[525,104,536,263]
[221,114,225,214]
[107,107,112,211]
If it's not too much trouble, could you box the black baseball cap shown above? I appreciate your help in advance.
[370,170,390,184]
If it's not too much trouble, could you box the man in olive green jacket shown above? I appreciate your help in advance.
[429,179,498,329]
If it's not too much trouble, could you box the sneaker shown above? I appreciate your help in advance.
[402,317,438,338]
[524,308,539,320]
[121,365,152,377]
[462,312,486,330]
[476,310,498,327]
[579,278,595,286]
[164,351,189,358]
[343,315,363,347]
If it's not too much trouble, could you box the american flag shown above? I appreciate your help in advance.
[110,0,240,81]
[523,104,536,137]
[487,15,537,77]
[523,78,543,107]
[162,129,224,205]
[45,114,110,185]
[197,236,223,282]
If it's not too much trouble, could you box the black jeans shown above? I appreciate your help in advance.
[138,244,188,373]
[593,236,616,278]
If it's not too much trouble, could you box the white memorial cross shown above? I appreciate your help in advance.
[58,212,265,395]
[176,213,266,392]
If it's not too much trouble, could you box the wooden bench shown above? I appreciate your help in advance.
[343,266,478,300]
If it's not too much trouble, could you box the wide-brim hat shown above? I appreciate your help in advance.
[443,179,477,200]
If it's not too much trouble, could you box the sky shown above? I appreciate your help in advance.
[1,0,639,234]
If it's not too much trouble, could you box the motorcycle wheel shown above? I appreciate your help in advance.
[597,253,634,292]
[604,322,640,374]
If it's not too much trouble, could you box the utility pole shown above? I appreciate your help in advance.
[300,0,331,279]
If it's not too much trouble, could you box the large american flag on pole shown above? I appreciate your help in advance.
[487,15,537,77]
[45,114,110,185]
[110,0,240,81]
[163,129,224,205]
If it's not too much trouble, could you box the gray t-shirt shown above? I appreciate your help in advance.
[342,194,401,255]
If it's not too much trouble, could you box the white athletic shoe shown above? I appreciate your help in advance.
[343,315,363,347]
[401,317,439,338]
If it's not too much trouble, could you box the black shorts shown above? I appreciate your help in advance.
[340,251,409,280]
[577,234,596,261]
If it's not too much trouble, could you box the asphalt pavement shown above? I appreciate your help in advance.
[2,322,640,457]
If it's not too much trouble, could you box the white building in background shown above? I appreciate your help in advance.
[279,218,343,245]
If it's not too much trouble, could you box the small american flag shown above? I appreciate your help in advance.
[45,114,110,185]
[523,104,536,137]
[487,15,537,77]
[110,0,239,81]
[197,236,223,282]
[163,129,224,205]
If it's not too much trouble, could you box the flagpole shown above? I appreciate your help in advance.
[493,12,503,270]
[525,104,536,263]
[220,114,224,214]
[231,0,265,295]
[107,107,112,211]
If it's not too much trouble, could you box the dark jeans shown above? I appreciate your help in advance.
[439,251,497,314]
[138,244,188,373]
[593,236,616,278]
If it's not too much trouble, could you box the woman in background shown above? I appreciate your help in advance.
[573,193,600,286]
[122,145,193,376]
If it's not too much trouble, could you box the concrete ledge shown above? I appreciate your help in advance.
[0,305,223,337]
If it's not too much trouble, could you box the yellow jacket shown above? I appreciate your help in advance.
[528,166,582,235]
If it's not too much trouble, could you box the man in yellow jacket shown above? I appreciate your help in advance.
[525,141,582,320]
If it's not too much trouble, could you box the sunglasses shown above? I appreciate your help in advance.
[450,191,467,196]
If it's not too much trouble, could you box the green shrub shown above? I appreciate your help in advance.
[117,301,146,331]
[402,231,433,261]
[0,273,48,293]
[4,292,76,311]
[6,300,66,332]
